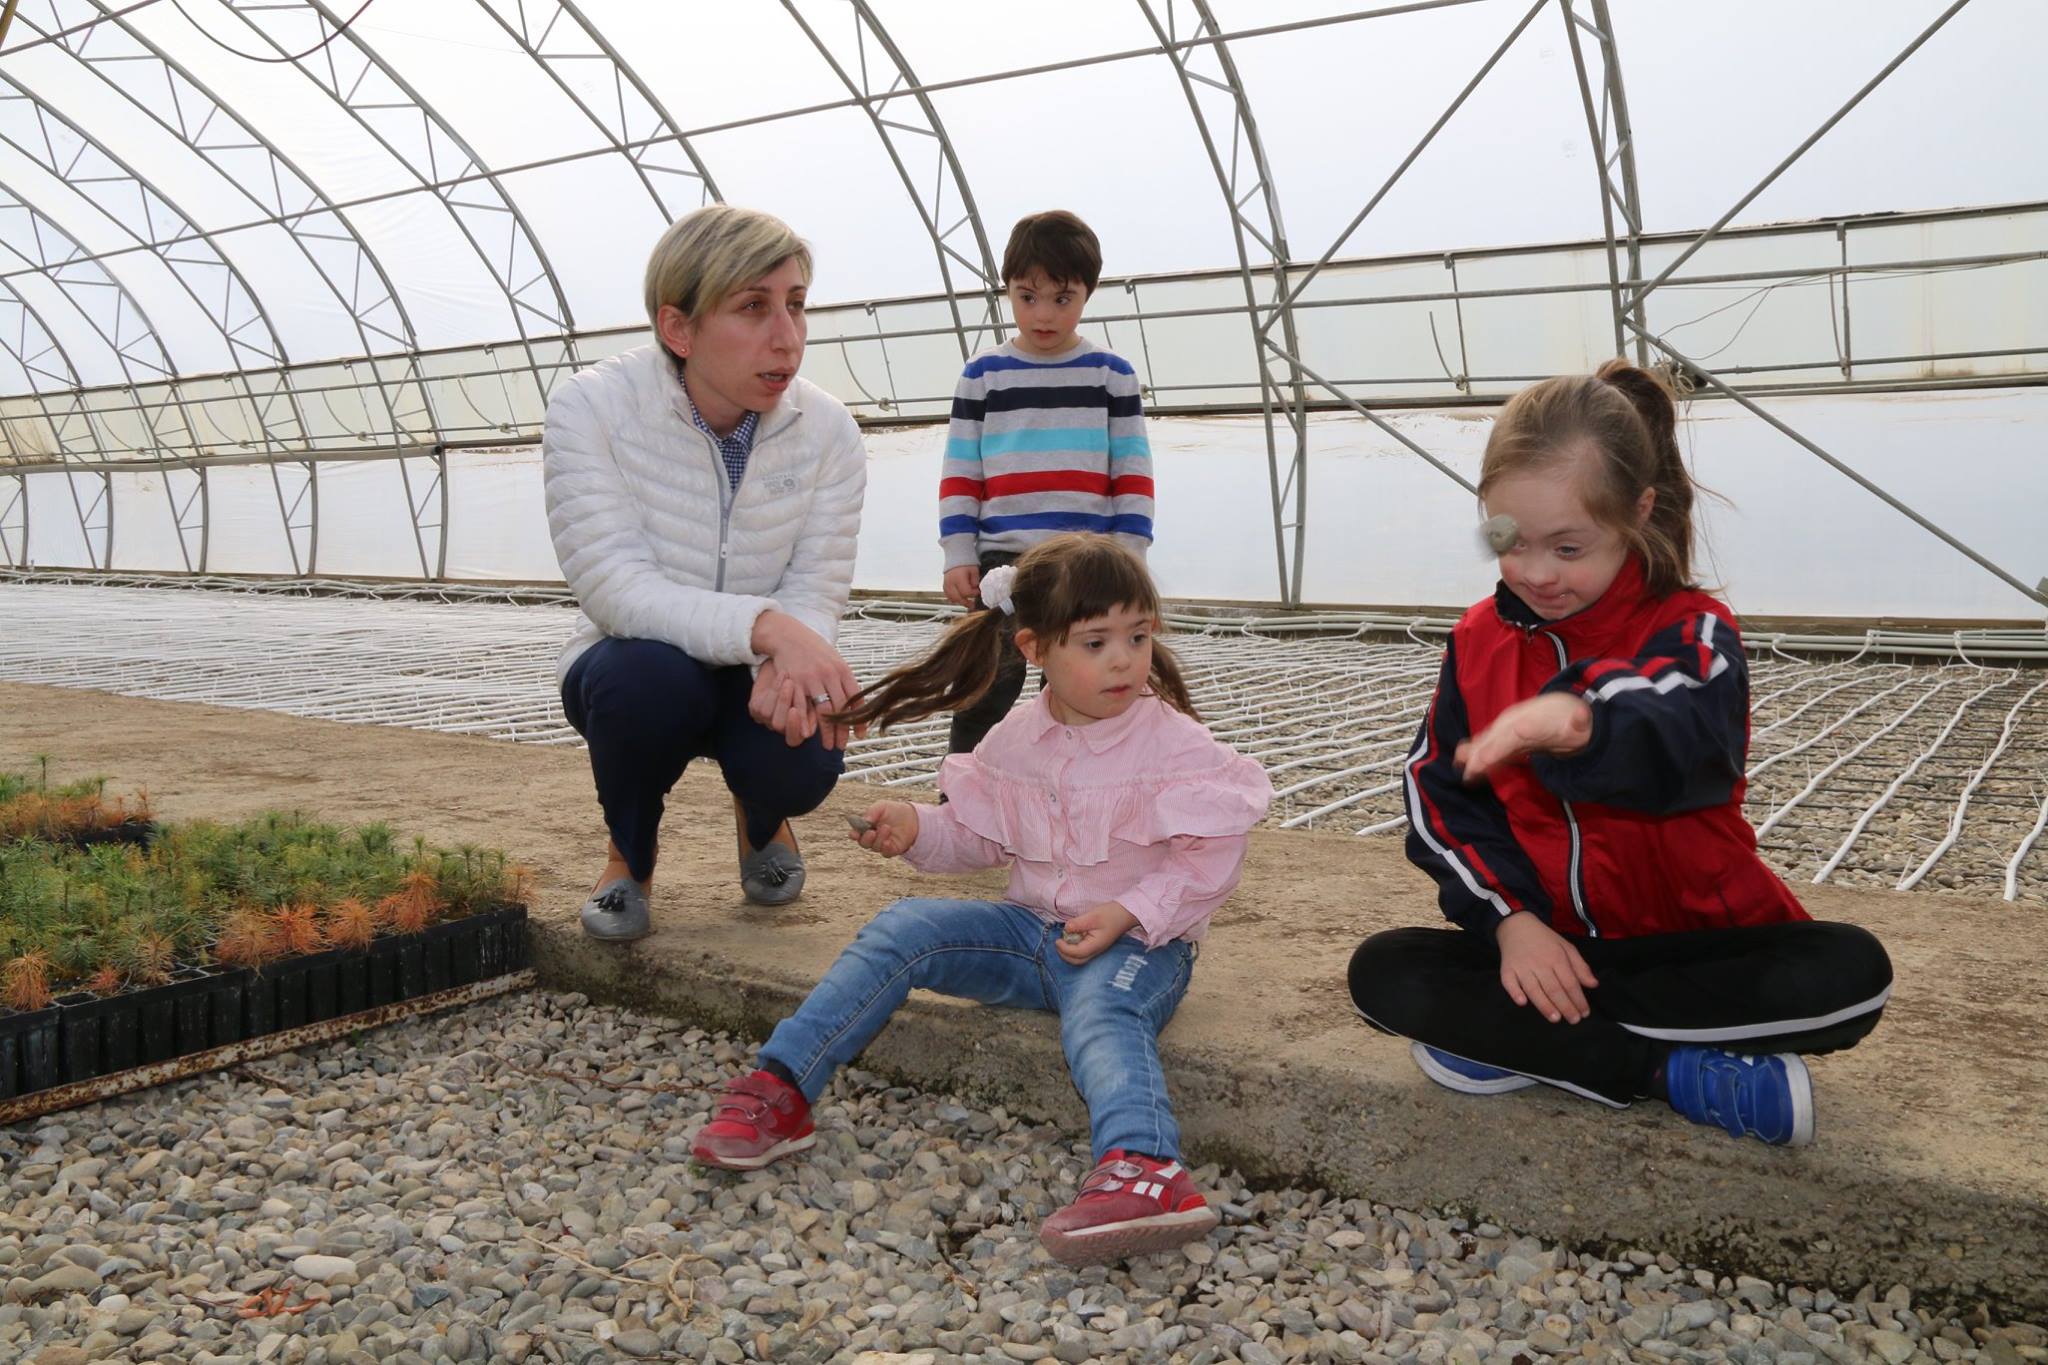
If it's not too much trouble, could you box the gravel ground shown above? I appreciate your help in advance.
[2,991,2043,1365]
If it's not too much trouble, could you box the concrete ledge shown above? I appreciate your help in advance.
[5,681,2043,1320]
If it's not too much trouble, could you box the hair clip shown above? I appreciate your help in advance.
[979,564,1019,616]
[1478,513,1520,555]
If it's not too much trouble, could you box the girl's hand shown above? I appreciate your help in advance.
[943,564,982,608]
[751,610,863,750]
[849,801,919,857]
[1495,911,1599,1024]
[1456,693,1593,783]
[1056,903,1140,964]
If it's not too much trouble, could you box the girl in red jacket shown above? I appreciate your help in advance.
[1348,360,1891,1146]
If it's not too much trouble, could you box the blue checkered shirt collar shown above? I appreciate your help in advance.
[679,362,758,489]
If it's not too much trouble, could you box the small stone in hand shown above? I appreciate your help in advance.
[845,813,875,834]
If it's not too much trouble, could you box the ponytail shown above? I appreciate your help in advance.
[835,533,1201,734]
[835,607,1009,733]
[1594,359,1696,594]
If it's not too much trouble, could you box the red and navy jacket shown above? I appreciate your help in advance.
[1403,557,1807,940]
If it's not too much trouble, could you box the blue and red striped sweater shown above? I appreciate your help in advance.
[938,340,1154,568]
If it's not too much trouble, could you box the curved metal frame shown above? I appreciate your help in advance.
[218,0,589,578]
[469,0,721,219]
[0,73,336,571]
[0,183,220,567]
[780,0,1005,362]
[0,276,116,568]
[0,0,2039,611]
[1557,0,1646,365]
[1137,0,1312,603]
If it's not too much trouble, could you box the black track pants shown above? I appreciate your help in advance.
[1348,920,1892,1105]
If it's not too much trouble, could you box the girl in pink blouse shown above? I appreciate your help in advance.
[690,534,1272,1265]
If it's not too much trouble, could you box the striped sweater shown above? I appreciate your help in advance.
[938,339,1155,569]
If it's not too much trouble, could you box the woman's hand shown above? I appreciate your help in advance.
[1456,693,1593,783]
[1495,911,1599,1024]
[849,801,919,857]
[751,610,861,750]
[943,564,982,608]
[1056,902,1141,965]
[748,659,809,746]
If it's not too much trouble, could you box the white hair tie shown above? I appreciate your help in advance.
[979,564,1018,616]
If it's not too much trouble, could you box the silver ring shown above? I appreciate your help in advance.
[811,692,832,705]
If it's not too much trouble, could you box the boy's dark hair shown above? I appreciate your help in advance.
[1001,211,1102,294]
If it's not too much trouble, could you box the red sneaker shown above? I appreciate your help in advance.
[690,1070,816,1170]
[1038,1150,1220,1265]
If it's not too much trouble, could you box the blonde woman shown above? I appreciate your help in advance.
[544,205,867,940]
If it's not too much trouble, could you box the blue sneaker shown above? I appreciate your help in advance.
[1665,1047,1814,1146]
[1410,1042,1539,1095]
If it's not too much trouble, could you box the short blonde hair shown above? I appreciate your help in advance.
[643,205,812,328]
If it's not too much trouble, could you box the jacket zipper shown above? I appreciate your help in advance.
[695,409,793,595]
[1539,629,1598,938]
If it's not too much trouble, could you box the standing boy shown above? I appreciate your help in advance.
[938,209,1156,753]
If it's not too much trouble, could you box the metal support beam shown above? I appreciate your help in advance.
[1558,0,1646,364]
[781,0,1004,364]
[1631,320,2046,610]
[1257,0,1548,339]
[1138,0,1313,602]
[470,0,721,217]
[1626,0,1974,313]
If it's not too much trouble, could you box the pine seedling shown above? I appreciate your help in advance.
[2,952,52,1012]
[270,903,325,958]
[323,898,376,952]
[215,908,280,969]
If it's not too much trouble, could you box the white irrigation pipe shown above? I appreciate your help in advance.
[1279,778,1406,829]
[1898,676,2048,892]
[1752,668,1907,743]
[1747,675,1921,779]
[1752,676,1954,840]
[1812,675,2016,883]
[2007,796,2048,901]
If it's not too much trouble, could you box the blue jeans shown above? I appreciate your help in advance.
[760,898,1197,1162]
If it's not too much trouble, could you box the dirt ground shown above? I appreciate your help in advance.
[5,680,2046,1314]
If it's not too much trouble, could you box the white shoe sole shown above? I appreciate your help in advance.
[1411,1041,1540,1095]
[1039,1204,1220,1266]
[1781,1052,1816,1147]
[692,1130,815,1171]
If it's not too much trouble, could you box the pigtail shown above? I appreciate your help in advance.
[1147,640,1200,722]
[834,607,1010,733]
[1595,359,1697,596]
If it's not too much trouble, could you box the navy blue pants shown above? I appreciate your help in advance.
[561,637,845,883]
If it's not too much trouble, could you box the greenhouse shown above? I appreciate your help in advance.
[0,1,2045,1361]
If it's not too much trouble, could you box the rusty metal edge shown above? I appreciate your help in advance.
[0,969,536,1126]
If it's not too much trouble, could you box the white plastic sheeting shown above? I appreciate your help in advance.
[13,389,2043,620]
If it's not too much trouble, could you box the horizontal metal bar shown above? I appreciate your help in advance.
[0,968,536,1125]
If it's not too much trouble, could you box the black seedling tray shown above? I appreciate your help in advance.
[0,905,526,1104]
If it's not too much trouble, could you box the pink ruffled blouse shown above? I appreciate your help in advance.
[902,691,1274,948]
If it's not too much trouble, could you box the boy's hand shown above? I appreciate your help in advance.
[1056,902,1140,964]
[1456,693,1593,783]
[1496,911,1599,1024]
[849,801,919,857]
[943,564,982,608]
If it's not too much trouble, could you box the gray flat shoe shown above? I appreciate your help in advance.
[580,877,651,942]
[740,841,805,906]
